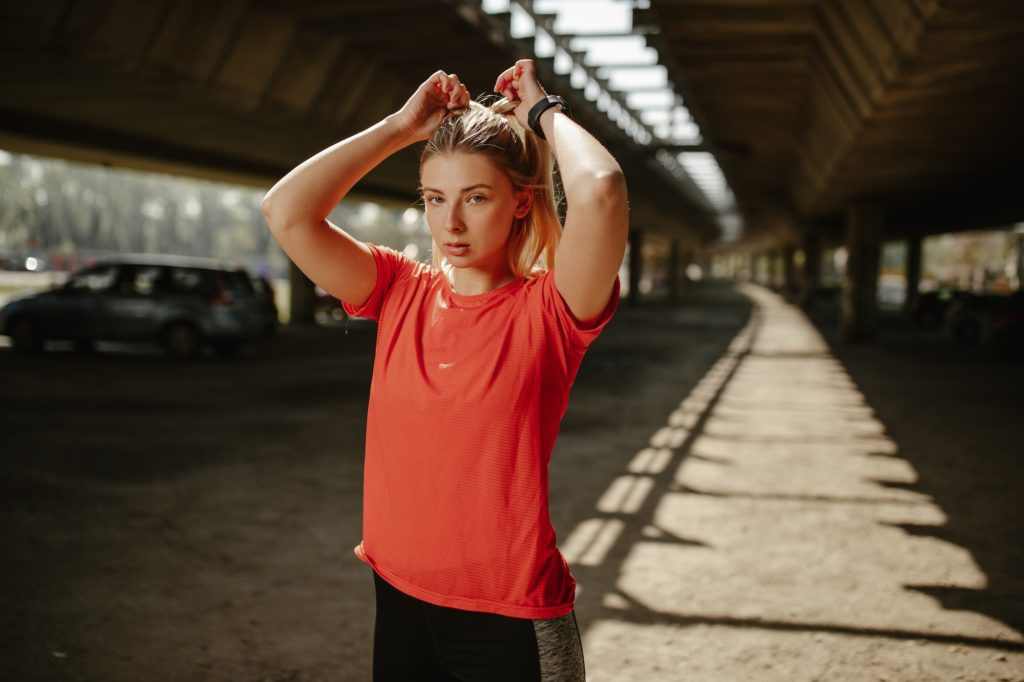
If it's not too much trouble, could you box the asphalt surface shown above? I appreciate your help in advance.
[1,280,1021,681]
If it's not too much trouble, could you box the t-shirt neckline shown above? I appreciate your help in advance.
[440,272,529,307]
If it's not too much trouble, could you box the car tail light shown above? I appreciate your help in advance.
[207,290,233,306]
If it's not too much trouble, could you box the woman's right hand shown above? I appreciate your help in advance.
[389,70,470,142]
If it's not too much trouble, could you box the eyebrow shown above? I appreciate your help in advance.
[420,183,494,194]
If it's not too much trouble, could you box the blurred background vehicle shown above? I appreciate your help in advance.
[0,254,274,360]
[249,273,280,336]
[910,287,971,328]
[945,291,1024,359]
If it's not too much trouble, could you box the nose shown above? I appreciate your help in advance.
[444,204,465,234]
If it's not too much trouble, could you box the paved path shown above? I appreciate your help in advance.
[570,284,1023,681]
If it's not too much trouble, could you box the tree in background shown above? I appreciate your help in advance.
[0,149,431,279]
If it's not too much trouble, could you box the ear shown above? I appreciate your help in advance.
[513,188,533,219]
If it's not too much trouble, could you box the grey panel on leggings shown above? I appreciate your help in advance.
[533,611,586,681]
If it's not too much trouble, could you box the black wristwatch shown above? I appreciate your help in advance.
[527,95,571,140]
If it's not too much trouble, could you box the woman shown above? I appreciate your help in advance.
[262,59,628,681]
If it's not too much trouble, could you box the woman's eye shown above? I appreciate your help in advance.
[468,195,485,203]
[426,196,442,205]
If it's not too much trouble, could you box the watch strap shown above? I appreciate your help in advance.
[527,95,571,140]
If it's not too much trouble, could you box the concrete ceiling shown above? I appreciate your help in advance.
[647,0,1024,245]
[0,0,720,247]
[0,0,1022,252]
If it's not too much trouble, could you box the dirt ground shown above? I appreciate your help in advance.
[1,280,1021,681]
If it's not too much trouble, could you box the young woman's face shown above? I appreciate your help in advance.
[420,152,531,273]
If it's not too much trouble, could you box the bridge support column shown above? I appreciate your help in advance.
[783,244,797,298]
[903,234,923,318]
[628,228,643,306]
[1018,231,1024,290]
[668,239,680,302]
[799,231,821,310]
[288,260,317,325]
[684,248,698,285]
[762,252,773,287]
[841,203,883,342]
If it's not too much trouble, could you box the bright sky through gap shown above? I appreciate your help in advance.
[535,0,633,34]
[572,36,658,66]
[599,65,668,90]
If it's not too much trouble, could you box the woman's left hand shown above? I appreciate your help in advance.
[493,59,549,130]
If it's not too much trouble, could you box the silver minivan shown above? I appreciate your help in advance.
[0,254,273,359]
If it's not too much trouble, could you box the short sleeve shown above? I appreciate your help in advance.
[540,271,620,349]
[341,243,415,321]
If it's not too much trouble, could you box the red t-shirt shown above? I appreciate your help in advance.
[342,243,619,618]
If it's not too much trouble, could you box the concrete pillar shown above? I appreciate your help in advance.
[696,251,711,282]
[799,231,821,310]
[903,234,922,318]
[683,249,696,285]
[628,227,643,307]
[783,244,797,298]
[841,203,883,342]
[668,238,680,302]
[1016,232,1024,290]
[288,259,317,325]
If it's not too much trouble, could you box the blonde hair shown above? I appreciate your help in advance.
[420,97,562,278]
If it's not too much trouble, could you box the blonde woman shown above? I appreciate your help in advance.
[263,59,628,680]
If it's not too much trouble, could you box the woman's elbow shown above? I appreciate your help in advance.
[578,171,629,232]
[571,168,627,206]
[260,192,287,232]
[596,168,628,201]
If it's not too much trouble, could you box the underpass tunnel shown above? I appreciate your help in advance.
[1,1,1022,680]
[2,2,1021,340]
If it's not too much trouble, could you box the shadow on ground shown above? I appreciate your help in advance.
[2,280,1022,682]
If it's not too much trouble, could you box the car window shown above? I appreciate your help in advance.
[167,267,209,294]
[116,265,166,295]
[226,270,256,296]
[68,264,119,292]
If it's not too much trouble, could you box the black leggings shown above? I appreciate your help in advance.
[371,569,586,681]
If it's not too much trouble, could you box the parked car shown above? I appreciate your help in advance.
[945,291,1024,358]
[910,287,971,328]
[249,274,280,335]
[0,254,273,359]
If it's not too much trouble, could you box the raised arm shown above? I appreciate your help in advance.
[261,70,470,306]
[495,60,629,323]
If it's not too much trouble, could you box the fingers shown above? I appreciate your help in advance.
[493,59,537,101]
[430,71,470,110]
[493,64,518,100]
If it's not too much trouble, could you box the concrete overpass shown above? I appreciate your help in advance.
[1,0,1021,338]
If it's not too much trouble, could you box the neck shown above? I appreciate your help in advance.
[449,265,518,296]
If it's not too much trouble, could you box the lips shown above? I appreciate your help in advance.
[444,242,469,257]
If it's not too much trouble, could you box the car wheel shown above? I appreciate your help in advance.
[162,322,202,360]
[9,315,44,353]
